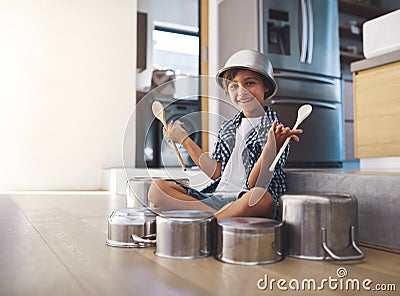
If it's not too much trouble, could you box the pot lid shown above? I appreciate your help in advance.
[218,217,282,234]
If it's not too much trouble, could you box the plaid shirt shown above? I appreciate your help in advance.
[201,107,289,202]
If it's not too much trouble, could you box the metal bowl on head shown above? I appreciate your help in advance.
[215,217,283,265]
[106,208,157,248]
[215,49,278,99]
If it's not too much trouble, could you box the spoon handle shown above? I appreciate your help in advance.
[268,121,301,172]
[172,141,187,171]
[160,120,187,171]
[269,137,290,172]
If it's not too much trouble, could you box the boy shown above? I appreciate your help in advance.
[148,50,302,221]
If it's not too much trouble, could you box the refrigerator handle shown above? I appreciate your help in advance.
[274,72,336,85]
[270,99,337,110]
[300,0,308,63]
[306,0,314,64]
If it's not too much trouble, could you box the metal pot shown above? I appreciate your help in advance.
[106,208,157,248]
[155,210,215,259]
[126,177,189,208]
[215,217,283,265]
[282,194,365,260]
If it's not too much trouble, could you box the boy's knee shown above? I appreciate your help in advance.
[148,179,168,204]
[246,187,274,215]
[248,187,272,203]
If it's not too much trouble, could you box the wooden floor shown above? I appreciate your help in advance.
[1,193,398,296]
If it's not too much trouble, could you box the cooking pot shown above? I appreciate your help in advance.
[215,217,283,265]
[126,177,189,208]
[155,210,215,259]
[282,194,365,260]
[106,208,157,248]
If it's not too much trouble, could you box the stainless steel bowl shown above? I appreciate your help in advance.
[106,208,157,248]
[155,210,215,259]
[215,49,278,99]
[215,217,283,265]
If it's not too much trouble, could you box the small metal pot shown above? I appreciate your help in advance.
[126,177,189,208]
[155,210,215,259]
[215,217,283,265]
[282,194,365,260]
[106,208,157,248]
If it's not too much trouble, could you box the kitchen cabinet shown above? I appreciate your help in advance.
[339,1,397,163]
[352,54,400,158]
[339,0,393,74]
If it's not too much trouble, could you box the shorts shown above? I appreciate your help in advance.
[182,184,281,220]
[182,186,239,211]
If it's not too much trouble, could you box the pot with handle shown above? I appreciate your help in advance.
[106,208,157,248]
[215,217,283,265]
[282,194,364,260]
[155,210,215,259]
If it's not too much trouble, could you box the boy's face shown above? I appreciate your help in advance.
[227,69,269,117]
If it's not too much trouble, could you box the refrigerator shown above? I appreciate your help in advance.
[261,0,344,167]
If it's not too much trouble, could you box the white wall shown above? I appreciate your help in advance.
[0,0,136,190]
[218,0,259,120]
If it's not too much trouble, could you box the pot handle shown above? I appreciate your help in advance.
[131,234,156,245]
[321,226,365,260]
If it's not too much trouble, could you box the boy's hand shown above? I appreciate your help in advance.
[164,120,189,144]
[271,119,303,150]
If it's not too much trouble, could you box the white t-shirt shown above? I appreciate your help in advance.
[215,116,262,196]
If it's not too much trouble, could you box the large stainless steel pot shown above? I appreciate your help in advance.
[282,194,365,260]
[155,210,215,259]
[215,217,283,265]
[106,208,156,248]
[126,177,189,208]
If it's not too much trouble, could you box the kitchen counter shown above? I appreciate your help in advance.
[351,50,400,72]
[1,192,398,295]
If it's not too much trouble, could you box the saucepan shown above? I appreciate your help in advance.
[106,208,157,248]
[148,210,216,259]
[133,210,215,259]
[282,194,365,260]
[215,217,283,265]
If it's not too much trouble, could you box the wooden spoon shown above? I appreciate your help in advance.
[268,104,313,172]
[152,101,187,171]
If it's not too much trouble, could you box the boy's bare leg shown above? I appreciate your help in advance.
[215,187,275,221]
[148,179,216,213]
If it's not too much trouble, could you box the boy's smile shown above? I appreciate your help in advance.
[227,69,269,117]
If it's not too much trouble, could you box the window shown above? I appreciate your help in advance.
[152,24,199,76]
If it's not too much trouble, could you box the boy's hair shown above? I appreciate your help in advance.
[222,68,273,100]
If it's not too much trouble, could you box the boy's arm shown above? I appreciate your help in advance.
[248,120,302,188]
[165,120,221,180]
[181,137,221,180]
[248,128,276,188]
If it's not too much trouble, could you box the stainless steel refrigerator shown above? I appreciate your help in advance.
[261,0,344,167]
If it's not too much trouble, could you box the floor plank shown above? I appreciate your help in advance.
[9,194,208,295]
[1,193,399,296]
[0,196,86,296]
